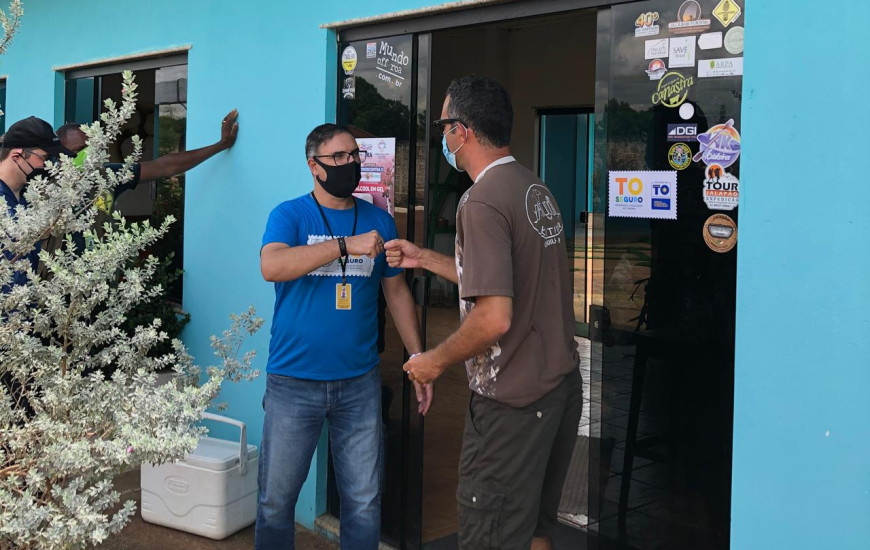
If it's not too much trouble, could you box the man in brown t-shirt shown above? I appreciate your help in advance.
[386,76,581,550]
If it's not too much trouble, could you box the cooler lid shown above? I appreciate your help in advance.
[183,436,258,471]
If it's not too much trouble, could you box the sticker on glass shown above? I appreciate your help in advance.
[342,77,355,100]
[608,171,677,220]
[694,119,741,169]
[341,46,358,75]
[713,0,742,28]
[651,71,694,108]
[645,38,669,59]
[635,11,660,37]
[646,59,667,80]
[698,32,723,50]
[702,166,740,210]
[724,26,744,54]
[703,213,737,253]
[698,57,743,78]
[366,42,377,59]
[669,36,697,68]
[668,143,692,170]
[669,1,712,35]
[667,123,698,142]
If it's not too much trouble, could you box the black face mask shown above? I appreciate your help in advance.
[313,157,361,198]
[16,158,48,183]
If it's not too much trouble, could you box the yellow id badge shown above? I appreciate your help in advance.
[336,283,352,310]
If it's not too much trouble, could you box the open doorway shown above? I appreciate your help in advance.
[421,10,598,548]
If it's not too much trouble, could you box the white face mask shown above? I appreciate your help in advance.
[441,125,465,173]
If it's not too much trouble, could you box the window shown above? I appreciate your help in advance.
[64,54,188,302]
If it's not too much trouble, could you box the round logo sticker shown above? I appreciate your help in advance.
[341,46,358,75]
[725,26,744,55]
[525,184,563,247]
[652,71,694,108]
[668,142,692,170]
[703,213,737,253]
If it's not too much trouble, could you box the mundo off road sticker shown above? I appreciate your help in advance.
[703,213,737,253]
[608,171,677,220]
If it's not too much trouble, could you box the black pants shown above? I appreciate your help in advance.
[457,369,583,549]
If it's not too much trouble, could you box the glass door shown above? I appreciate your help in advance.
[334,31,430,549]
[538,109,594,334]
[588,1,743,547]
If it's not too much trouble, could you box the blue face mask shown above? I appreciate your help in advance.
[441,127,465,173]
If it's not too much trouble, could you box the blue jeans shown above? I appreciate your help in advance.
[255,367,382,550]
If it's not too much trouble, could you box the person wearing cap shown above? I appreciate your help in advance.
[1,116,73,291]
[49,109,239,253]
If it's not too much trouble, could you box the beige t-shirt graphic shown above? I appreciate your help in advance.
[456,160,576,407]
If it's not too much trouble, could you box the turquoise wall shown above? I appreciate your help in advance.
[0,0,443,528]
[733,1,870,548]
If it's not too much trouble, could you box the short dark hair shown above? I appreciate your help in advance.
[56,123,83,142]
[305,123,353,159]
[446,76,513,148]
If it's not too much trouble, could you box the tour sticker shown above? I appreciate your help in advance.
[635,11,661,37]
[652,71,694,108]
[713,0,742,28]
[668,143,692,170]
[646,59,667,80]
[669,1,711,35]
[608,170,677,220]
[702,165,740,210]
[703,213,737,253]
[341,46,358,75]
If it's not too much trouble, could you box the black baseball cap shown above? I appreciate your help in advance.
[1,116,74,157]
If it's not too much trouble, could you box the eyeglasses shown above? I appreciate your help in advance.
[25,149,50,162]
[433,118,467,134]
[313,149,368,165]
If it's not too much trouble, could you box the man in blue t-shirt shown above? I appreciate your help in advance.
[257,124,432,550]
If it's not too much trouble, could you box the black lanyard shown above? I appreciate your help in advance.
[311,192,357,285]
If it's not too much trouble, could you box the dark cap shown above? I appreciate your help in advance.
[1,116,74,157]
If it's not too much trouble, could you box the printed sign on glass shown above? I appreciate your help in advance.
[608,171,678,220]
[355,137,396,216]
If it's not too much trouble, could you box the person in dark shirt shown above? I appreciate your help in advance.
[1,116,72,291]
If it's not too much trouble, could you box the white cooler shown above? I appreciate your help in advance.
[140,413,259,539]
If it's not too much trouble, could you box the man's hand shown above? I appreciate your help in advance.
[385,239,423,269]
[345,230,384,259]
[413,380,434,416]
[219,109,239,150]
[403,351,447,385]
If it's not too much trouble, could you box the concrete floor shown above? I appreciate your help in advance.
[96,470,337,550]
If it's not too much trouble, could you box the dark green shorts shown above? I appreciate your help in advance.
[456,369,583,549]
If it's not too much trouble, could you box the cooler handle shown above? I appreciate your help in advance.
[202,412,249,475]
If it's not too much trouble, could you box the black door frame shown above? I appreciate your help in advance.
[328,2,630,548]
